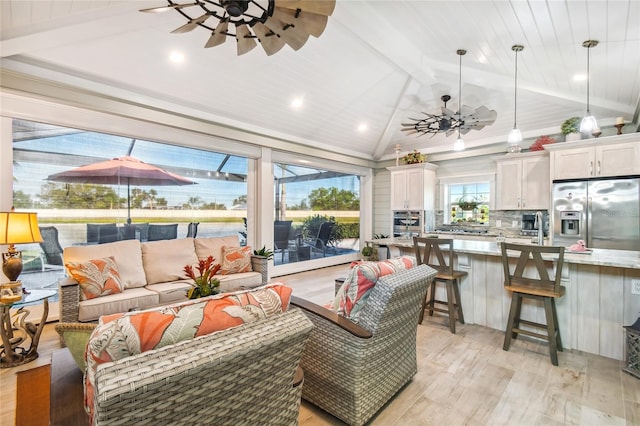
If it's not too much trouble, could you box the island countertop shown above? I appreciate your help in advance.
[368,238,640,269]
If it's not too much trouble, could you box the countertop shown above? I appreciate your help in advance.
[368,238,640,269]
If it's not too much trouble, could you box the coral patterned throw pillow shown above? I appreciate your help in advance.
[66,256,124,300]
[220,245,253,274]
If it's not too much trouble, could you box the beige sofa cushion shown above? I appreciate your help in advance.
[64,240,146,289]
[145,280,192,304]
[78,287,159,322]
[141,238,198,285]
[194,235,240,264]
[218,272,263,292]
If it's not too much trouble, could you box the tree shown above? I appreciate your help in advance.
[232,195,247,206]
[12,190,32,208]
[39,183,122,209]
[201,201,227,210]
[308,187,359,210]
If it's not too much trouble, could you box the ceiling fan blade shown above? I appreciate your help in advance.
[171,13,211,33]
[252,22,286,56]
[263,16,309,50]
[205,20,228,48]
[441,107,456,118]
[272,7,328,38]
[458,105,475,116]
[236,24,258,55]
[139,2,200,13]
[274,0,336,17]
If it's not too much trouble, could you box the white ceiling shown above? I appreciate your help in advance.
[1,0,639,161]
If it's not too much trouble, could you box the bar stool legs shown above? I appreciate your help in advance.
[503,292,563,366]
[420,278,464,334]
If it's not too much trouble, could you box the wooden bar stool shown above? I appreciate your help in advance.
[501,242,565,366]
[413,237,466,333]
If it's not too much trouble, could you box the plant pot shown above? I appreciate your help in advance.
[565,132,582,142]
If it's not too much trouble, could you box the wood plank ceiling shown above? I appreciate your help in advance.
[1,1,639,161]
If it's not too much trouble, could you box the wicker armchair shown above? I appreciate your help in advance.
[88,308,312,426]
[291,264,437,426]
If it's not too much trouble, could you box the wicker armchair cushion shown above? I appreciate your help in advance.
[220,245,253,274]
[65,256,124,301]
[335,255,415,320]
[85,283,292,417]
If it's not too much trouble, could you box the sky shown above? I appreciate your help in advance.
[12,120,359,209]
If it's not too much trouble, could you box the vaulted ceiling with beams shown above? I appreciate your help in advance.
[1,1,639,162]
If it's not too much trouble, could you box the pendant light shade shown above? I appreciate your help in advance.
[454,49,466,151]
[580,40,598,133]
[508,45,524,146]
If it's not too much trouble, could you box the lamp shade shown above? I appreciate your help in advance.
[0,212,43,245]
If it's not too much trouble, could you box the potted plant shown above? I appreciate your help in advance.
[361,245,375,261]
[529,135,556,151]
[402,149,426,165]
[253,245,274,260]
[561,117,581,141]
[184,256,221,299]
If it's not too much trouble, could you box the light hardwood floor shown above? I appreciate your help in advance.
[2,263,639,425]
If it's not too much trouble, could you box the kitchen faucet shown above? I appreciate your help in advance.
[534,211,544,246]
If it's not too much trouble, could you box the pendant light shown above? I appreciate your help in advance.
[453,49,466,152]
[579,40,599,133]
[507,45,524,147]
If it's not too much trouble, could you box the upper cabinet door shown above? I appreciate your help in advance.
[596,142,640,177]
[390,170,408,210]
[496,159,522,210]
[551,147,595,180]
[405,168,426,210]
[521,155,550,210]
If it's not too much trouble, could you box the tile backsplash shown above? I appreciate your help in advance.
[435,210,548,237]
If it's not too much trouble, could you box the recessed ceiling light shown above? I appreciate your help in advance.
[291,97,304,109]
[169,51,185,64]
[357,123,368,132]
[573,73,587,82]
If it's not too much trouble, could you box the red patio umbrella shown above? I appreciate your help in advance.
[47,156,196,223]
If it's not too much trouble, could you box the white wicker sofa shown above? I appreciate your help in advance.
[59,235,268,322]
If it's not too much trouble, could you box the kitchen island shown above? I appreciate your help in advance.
[369,237,640,361]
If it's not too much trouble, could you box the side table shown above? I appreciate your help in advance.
[0,289,56,368]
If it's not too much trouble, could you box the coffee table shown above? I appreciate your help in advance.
[0,289,56,367]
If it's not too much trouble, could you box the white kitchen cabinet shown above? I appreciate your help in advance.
[545,134,640,180]
[387,163,437,210]
[495,152,549,210]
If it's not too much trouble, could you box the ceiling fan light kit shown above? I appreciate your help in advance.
[140,0,336,56]
[507,44,524,150]
[400,48,497,152]
[580,39,599,134]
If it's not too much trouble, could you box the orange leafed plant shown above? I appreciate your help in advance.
[184,255,221,299]
[530,135,556,151]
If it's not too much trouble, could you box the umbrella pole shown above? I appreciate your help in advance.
[127,179,131,224]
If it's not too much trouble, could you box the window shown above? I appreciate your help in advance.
[12,119,248,289]
[273,161,360,265]
[446,182,490,224]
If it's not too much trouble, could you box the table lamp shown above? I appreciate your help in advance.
[0,210,43,302]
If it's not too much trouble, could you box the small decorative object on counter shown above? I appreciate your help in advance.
[184,255,221,299]
[568,239,587,252]
[615,117,625,135]
[529,135,556,151]
[402,149,426,164]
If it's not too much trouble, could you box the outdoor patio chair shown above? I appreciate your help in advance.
[274,220,292,263]
[86,223,118,244]
[147,224,178,241]
[186,222,199,238]
[290,264,437,426]
[38,226,64,268]
[304,221,335,257]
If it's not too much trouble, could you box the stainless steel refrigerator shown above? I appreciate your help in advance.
[552,177,640,250]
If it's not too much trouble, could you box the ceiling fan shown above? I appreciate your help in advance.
[401,94,498,138]
[140,0,336,56]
